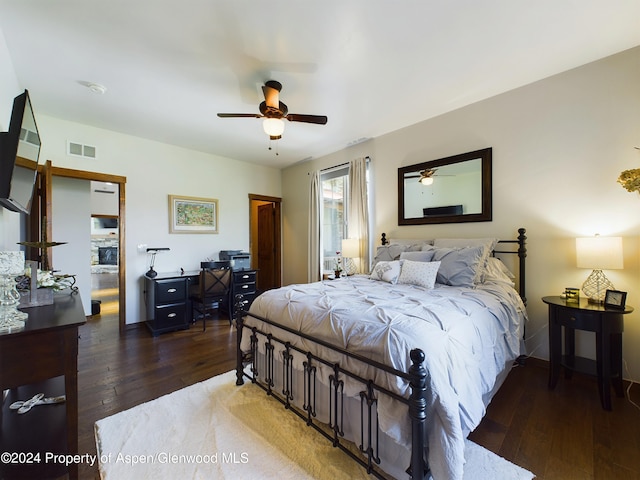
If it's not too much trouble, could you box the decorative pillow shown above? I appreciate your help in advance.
[369,260,403,284]
[371,244,409,272]
[433,238,498,283]
[430,246,485,287]
[398,260,441,289]
[399,250,436,263]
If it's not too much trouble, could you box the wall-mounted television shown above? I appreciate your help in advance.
[0,90,41,214]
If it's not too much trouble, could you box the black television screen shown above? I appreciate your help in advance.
[0,90,41,214]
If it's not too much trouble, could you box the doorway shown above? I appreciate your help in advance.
[249,194,282,292]
[34,161,127,332]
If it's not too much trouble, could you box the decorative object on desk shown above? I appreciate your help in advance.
[17,216,67,271]
[341,238,359,275]
[564,287,580,303]
[146,247,170,278]
[334,251,342,278]
[0,250,28,332]
[576,235,623,304]
[169,194,218,234]
[14,261,77,307]
[604,289,627,310]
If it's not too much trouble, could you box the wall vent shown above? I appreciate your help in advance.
[67,141,97,159]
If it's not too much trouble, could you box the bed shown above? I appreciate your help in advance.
[234,228,527,480]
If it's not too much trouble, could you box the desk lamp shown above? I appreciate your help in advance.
[0,250,28,332]
[576,235,623,303]
[146,248,170,278]
[341,238,360,275]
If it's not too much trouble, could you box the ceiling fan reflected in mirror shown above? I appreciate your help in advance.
[406,169,454,185]
[217,80,328,150]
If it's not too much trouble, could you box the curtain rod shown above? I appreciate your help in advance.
[319,156,370,172]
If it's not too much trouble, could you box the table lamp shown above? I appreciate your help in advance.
[0,250,28,332]
[146,247,170,278]
[576,235,623,304]
[341,238,359,276]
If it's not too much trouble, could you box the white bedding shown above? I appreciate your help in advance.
[241,274,526,480]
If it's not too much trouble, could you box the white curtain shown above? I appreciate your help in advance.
[348,157,370,274]
[308,171,322,282]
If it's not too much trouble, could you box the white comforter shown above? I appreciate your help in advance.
[241,275,526,480]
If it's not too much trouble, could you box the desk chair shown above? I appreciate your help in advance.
[189,261,232,331]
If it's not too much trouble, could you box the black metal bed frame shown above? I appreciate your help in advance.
[234,228,527,480]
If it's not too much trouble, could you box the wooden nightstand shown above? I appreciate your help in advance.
[543,296,634,410]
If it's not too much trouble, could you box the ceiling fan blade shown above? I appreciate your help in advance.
[286,114,328,125]
[217,113,262,118]
[262,80,282,109]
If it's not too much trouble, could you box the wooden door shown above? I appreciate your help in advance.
[257,203,276,291]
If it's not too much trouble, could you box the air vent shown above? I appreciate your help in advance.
[20,128,41,146]
[67,141,97,159]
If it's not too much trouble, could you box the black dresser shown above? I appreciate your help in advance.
[144,268,258,335]
[144,272,194,336]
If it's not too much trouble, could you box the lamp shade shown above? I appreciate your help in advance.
[576,236,623,270]
[341,238,359,258]
[263,118,284,137]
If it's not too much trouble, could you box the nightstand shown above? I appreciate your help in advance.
[543,296,634,410]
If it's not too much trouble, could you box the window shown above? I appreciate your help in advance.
[321,166,349,271]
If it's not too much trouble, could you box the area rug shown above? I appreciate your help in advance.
[95,371,535,480]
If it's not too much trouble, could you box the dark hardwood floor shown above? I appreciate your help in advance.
[75,275,640,479]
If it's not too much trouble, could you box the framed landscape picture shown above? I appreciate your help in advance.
[169,195,218,234]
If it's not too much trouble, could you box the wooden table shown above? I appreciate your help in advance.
[0,293,86,479]
[543,295,634,411]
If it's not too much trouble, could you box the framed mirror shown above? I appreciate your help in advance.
[398,147,492,225]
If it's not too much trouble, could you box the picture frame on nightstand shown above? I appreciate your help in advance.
[604,289,627,310]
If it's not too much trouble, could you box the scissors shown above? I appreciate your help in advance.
[9,393,66,414]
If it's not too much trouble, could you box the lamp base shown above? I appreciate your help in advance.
[581,269,614,304]
[146,267,157,278]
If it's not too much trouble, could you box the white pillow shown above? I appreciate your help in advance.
[398,260,441,289]
[369,260,403,284]
[483,257,515,286]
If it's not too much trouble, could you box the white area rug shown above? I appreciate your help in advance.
[95,371,534,480]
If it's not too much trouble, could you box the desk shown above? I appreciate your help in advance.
[0,293,86,479]
[543,296,633,411]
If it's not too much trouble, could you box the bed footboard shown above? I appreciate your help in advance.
[234,296,429,480]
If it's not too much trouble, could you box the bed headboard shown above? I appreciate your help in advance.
[380,227,527,305]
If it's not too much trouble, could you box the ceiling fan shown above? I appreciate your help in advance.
[406,168,453,185]
[217,80,328,141]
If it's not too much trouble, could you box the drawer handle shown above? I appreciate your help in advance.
[570,316,576,322]
[241,285,249,289]
[242,275,250,279]
[168,313,177,318]
[167,288,177,293]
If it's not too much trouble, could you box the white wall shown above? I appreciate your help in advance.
[52,176,92,313]
[0,26,22,249]
[36,116,282,324]
[281,46,640,381]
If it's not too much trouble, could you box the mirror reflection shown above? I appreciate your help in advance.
[397,148,492,225]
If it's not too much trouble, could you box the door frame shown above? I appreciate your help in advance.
[249,194,282,290]
[41,161,127,333]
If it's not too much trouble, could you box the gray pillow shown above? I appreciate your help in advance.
[371,244,409,271]
[399,250,436,263]
[430,246,485,287]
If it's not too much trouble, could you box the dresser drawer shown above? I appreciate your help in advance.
[553,307,601,331]
[233,271,257,284]
[155,279,187,304]
[154,303,188,330]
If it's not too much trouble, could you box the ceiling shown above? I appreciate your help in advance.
[0,1,638,169]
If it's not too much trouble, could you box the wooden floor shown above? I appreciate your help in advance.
[75,275,640,479]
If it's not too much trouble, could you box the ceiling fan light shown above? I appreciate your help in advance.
[420,176,434,185]
[263,118,284,137]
